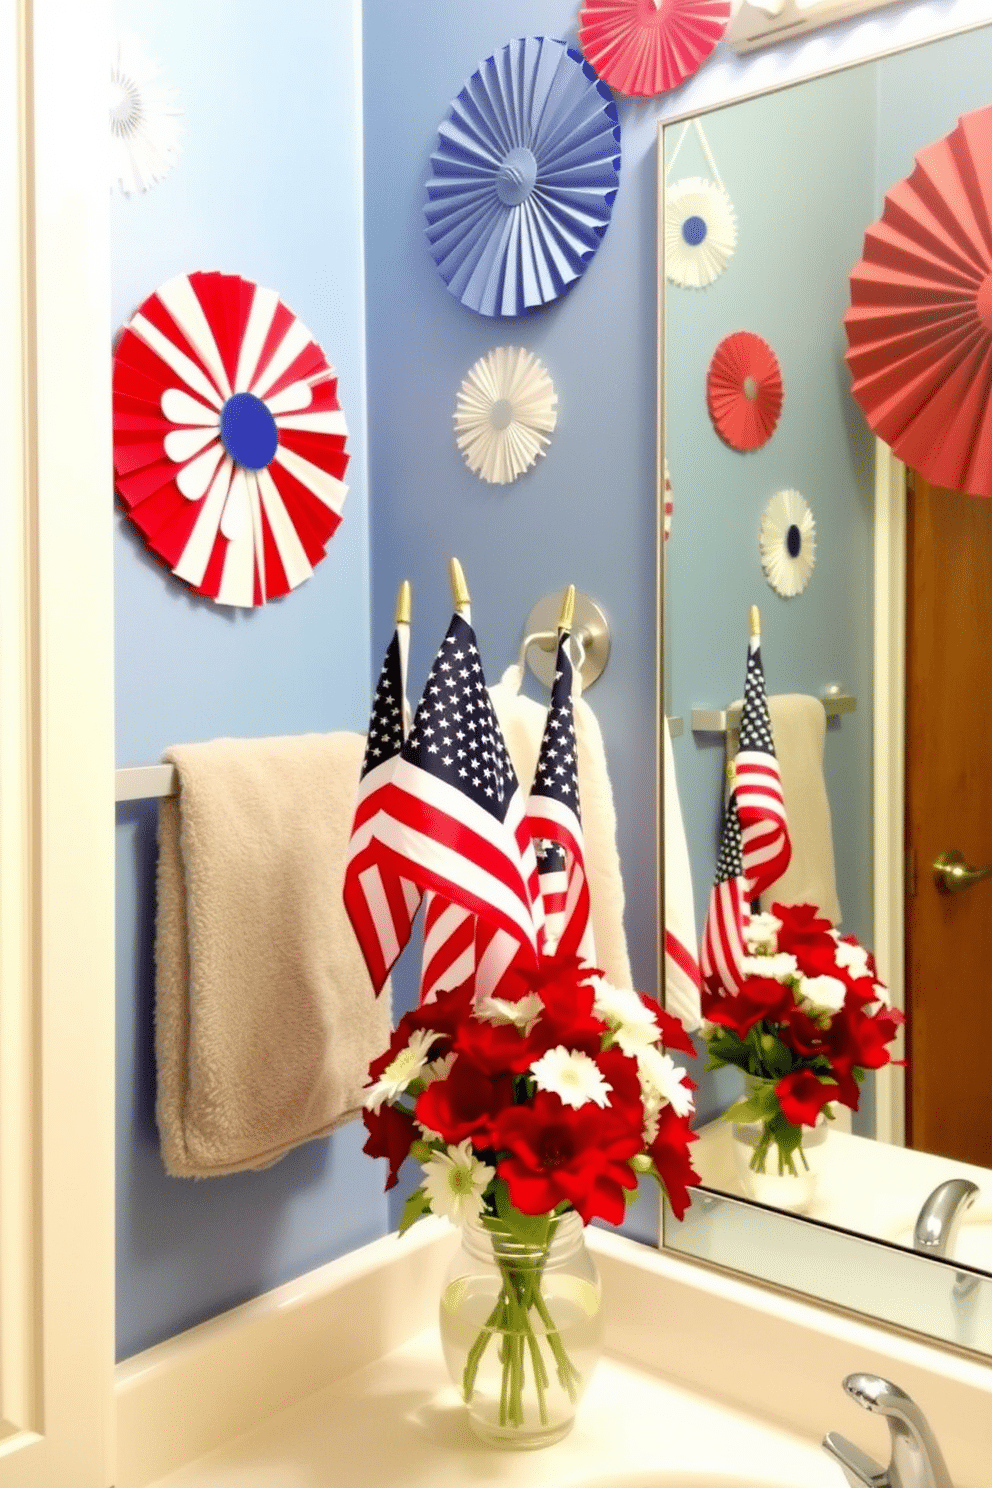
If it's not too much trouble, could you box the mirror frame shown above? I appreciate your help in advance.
[655,33,992,1358]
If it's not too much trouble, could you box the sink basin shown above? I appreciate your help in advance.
[884,1200,992,1271]
[564,1479,802,1488]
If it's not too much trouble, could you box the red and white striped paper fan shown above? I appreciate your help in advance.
[113,271,349,606]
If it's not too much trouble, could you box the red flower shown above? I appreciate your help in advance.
[647,1103,701,1220]
[771,902,835,958]
[595,1046,648,1133]
[454,1015,536,1076]
[650,1000,697,1057]
[415,1055,515,1147]
[775,1070,834,1127]
[704,976,794,1039]
[492,1092,641,1226]
[361,1102,416,1191]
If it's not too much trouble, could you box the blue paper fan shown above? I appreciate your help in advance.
[424,37,621,318]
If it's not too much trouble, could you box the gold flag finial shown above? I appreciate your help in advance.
[750,603,761,639]
[394,579,411,627]
[449,556,471,612]
[557,584,576,633]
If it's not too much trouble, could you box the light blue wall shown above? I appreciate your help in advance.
[112,0,378,1360]
[113,0,992,1362]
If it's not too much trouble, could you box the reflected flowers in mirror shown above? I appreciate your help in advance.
[702,904,904,1178]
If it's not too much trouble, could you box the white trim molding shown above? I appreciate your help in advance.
[872,441,907,1146]
[0,2,115,1484]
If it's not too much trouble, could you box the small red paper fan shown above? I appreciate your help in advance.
[845,104,992,498]
[579,0,730,98]
[113,270,349,607]
[706,331,783,452]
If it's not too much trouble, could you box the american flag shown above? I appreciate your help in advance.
[372,611,543,997]
[735,632,791,900]
[343,626,422,995]
[700,773,750,996]
[528,631,595,964]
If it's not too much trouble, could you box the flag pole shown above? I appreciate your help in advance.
[750,602,760,640]
[395,578,411,627]
[557,583,576,634]
[449,556,471,619]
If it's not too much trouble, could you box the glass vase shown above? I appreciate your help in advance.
[438,1209,603,1449]
[731,1077,829,1213]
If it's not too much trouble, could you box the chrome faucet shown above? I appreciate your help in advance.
[912,1179,979,1258]
[823,1374,954,1488]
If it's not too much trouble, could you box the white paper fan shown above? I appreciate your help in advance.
[666,177,737,288]
[760,489,816,598]
[454,347,557,485]
[109,32,182,194]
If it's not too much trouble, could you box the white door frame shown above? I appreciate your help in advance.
[0,2,115,1483]
[872,442,907,1147]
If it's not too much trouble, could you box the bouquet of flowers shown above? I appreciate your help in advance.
[361,955,699,1435]
[702,902,903,1177]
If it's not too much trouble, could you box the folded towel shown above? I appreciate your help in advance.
[489,665,634,990]
[664,720,702,1032]
[155,732,390,1177]
[727,694,841,925]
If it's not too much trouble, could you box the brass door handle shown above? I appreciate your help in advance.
[933,848,992,894]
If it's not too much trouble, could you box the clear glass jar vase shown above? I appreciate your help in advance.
[438,1209,603,1449]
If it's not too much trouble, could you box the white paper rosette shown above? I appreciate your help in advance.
[454,347,557,485]
[665,176,737,288]
[109,32,182,194]
[760,489,816,598]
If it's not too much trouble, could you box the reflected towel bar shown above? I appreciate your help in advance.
[691,689,856,737]
[116,764,178,801]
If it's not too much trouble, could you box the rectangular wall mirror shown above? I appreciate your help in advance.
[660,18,992,1357]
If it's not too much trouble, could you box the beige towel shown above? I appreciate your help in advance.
[155,732,390,1177]
[727,694,842,925]
[490,666,634,989]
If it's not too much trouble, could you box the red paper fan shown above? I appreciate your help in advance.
[579,0,730,98]
[113,271,349,606]
[845,104,992,498]
[706,332,783,452]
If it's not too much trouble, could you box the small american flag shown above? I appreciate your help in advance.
[700,775,750,996]
[528,631,595,964]
[371,611,543,996]
[343,626,422,995]
[735,632,791,900]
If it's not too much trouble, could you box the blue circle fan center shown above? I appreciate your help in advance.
[220,392,279,470]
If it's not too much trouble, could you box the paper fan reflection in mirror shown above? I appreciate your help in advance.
[579,0,730,97]
[845,102,992,498]
[707,331,783,452]
[664,457,674,540]
[424,37,621,318]
[761,489,816,598]
[109,32,182,194]
[454,347,558,485]
[113,271,350,607]
[666,177,737,288]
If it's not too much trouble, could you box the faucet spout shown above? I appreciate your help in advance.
[826,1374,955,1488]
[912,1179,978,1258]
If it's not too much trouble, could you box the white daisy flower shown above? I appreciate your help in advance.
[799,975,847,1018]
[421,1141,495,1226]
[475,992,543,1036]
[740,952,798,982]
[364,1028,439,1114]
[834,939,871,979]
[641,1088,662,1146]
[530,1046,613,1110]
[637,1047,695,1119]
[593,979,660,1054]
[743,912,782,954]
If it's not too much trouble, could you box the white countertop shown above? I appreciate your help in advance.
[146,1327,843,1488]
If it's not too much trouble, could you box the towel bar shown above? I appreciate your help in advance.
[116,764,178,801]
[691,688,856,736]
[520,589,610,690]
